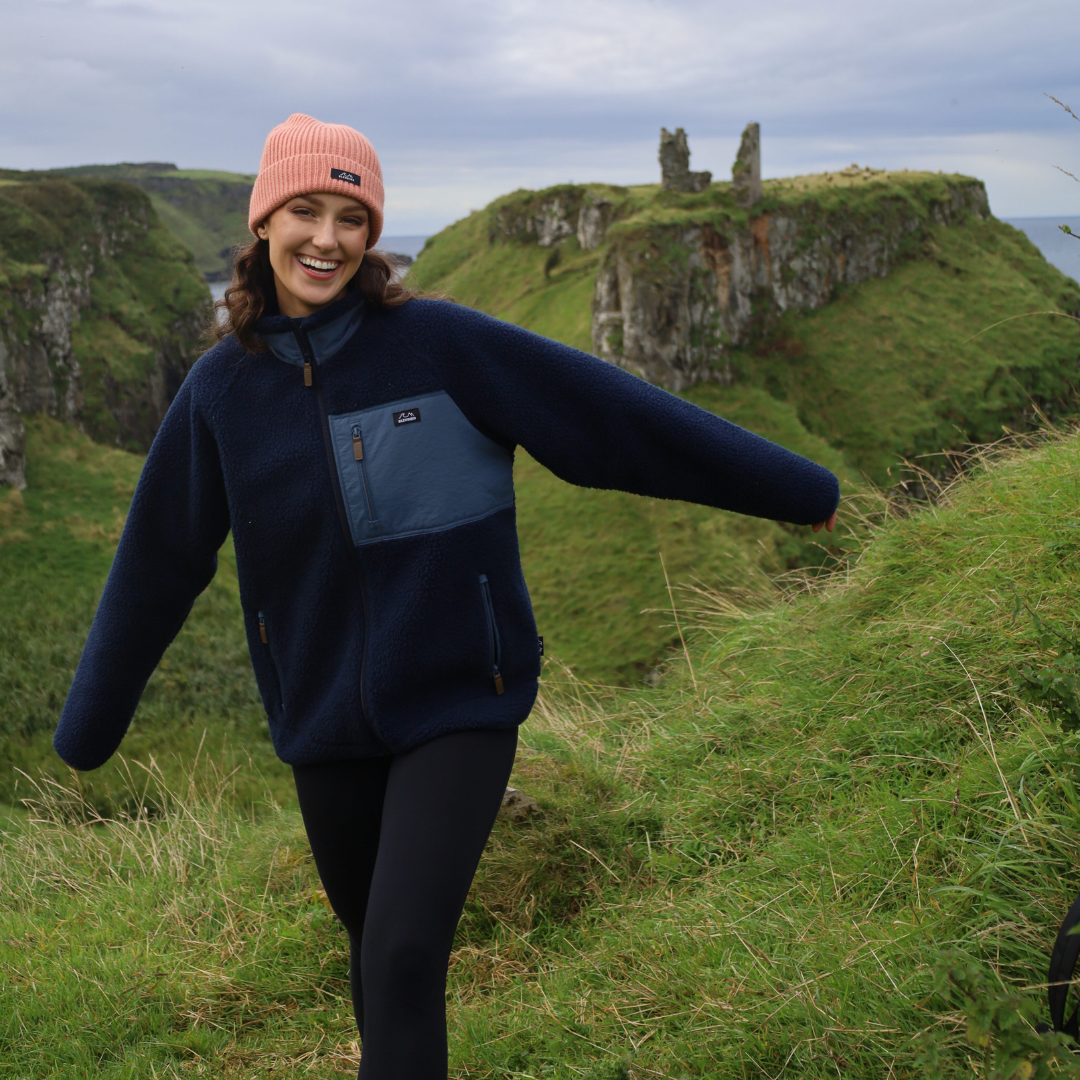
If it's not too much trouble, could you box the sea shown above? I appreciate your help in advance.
[1002,217,1080,283]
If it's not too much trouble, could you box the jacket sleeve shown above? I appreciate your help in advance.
[54,375,231,771]
[435,304,840,525]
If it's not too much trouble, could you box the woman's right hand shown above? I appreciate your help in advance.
[812,512,837,534]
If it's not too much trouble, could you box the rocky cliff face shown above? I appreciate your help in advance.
[592,172,991,390]
[0,178,210,487]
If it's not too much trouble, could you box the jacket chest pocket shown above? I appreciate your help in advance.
[328,391,515,547]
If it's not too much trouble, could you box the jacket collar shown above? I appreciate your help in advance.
[255,289,364,367]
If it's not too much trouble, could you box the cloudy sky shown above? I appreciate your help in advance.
[2,0,1077,235]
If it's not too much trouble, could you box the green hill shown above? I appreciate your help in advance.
[0,162,256,279]
[0,175,210,481]
[410,172,1080,680]
[3,425,1080,1077]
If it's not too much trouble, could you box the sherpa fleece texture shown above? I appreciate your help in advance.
[54,293,840,771]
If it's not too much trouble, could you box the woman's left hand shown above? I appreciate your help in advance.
[812,512,837,534]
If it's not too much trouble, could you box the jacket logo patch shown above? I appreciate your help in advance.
[393,409,421,426]
[330,168,362,187]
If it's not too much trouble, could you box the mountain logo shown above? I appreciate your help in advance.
[330,168,361,187]
[393,409,421,426]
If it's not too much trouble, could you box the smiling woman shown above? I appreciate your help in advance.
[210,113,415,351]
[53,112,840,1080]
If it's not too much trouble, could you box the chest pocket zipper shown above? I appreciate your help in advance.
[351,424,378,521]
[479,574,505,695]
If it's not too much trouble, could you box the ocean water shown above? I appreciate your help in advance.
[377,235,429,260]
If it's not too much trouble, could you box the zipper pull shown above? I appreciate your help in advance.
[258,613,268,644]
[303,361,312,387]
[493,668,505,695]
[351,425,363,460]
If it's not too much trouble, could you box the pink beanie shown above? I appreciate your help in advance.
[248,113,384,247]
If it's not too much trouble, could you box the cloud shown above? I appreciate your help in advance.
[1,0,1077,230]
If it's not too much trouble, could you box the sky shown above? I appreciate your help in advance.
[1,0,1078,236]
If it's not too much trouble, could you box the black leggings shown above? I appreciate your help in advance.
[292,727,518,1080]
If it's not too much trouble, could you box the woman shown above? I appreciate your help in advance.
[54,114,839,1078]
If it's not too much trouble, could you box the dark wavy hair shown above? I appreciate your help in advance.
[208,239,417,353]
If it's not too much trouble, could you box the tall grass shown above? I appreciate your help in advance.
[6,431,1080,1076]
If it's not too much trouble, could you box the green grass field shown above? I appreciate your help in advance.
[4,426,1080,1077]
[4,167,1080,1077]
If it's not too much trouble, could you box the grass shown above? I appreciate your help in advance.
[0,162,256,278]
[735,215,1080,483]
[5,429,1080,1076]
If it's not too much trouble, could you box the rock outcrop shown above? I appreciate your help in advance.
[0,178,210,487]
[659,128,712,194]
[731,123,761,209]
[489,185,627,253]
[592,174,991,391]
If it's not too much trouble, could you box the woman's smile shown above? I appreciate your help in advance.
[296,253,342,279]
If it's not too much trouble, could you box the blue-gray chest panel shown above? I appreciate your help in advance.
[328,390,515,546]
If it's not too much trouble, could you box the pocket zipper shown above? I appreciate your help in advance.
[257,611,283,713]
[479,574,504,695]
[351,423,377,521]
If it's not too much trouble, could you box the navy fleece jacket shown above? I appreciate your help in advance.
[54,292,840,770]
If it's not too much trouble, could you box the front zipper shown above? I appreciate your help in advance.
[350,423,377,521]
[479,574,505,695]
[295,325,373,727]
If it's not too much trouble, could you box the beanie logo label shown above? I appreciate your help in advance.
[393,409,421,426]
[330,168,362,187]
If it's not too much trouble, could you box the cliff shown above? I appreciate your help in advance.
[591,170,992,389]
[413,169,1080,484]
[0,177,211,487]
[0,163,256,280]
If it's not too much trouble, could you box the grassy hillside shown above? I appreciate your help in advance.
[0,163,256,279]
[0,176,210,449]
[0,401,852,813]
[4,428,1080,1076]
[409,173,1080,679]
[411,174,1080,486]
[736,214,1080,482]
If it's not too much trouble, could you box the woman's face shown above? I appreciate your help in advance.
[257,193,371,318]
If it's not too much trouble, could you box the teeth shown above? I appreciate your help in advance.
[298,255,340,271]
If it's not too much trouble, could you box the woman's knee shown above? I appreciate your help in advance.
[363,930,444,1007]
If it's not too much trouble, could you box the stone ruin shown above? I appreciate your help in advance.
[659,123,761,208]
[731,122,761,209]
[659,128,711,193]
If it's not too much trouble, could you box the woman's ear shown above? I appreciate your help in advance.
[256,221,269,241]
